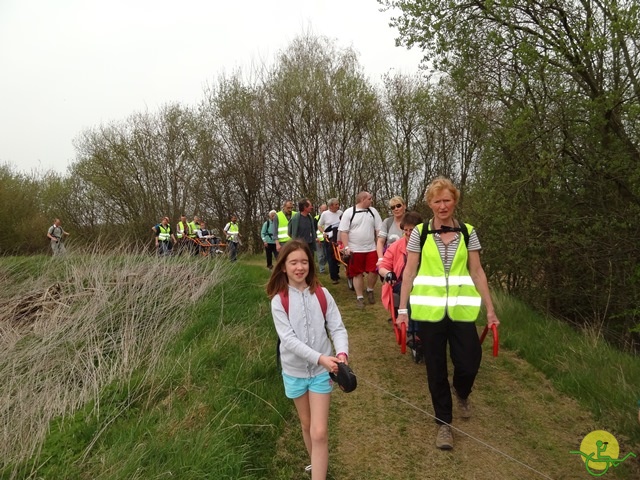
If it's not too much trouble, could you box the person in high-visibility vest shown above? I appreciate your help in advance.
[396,177,500,451]
[152,216,177,257]
[315,203,327,273]
[176,215,189,255]
[224,215,241,262]
[273,200,294,253]
[187,215,201,256]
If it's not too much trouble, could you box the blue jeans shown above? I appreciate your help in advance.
[228,241,238,261]
[157,241,172,256]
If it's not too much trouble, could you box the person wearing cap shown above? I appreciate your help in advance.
[261,210,278,269]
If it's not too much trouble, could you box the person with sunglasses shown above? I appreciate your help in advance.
[376,196,407,266]
[378,211,423,318]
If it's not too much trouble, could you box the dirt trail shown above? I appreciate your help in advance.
[325,280,633,480]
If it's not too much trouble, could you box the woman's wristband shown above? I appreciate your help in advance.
[397,308,408,315]
[337,352,348,360]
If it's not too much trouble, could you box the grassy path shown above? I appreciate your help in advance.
[323,278,630,480]
[245,255,638,479]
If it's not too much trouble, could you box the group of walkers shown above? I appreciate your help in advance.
[151,214,241,260]
[267,177,501,479]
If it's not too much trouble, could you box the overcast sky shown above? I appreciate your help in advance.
[0,0,424,175]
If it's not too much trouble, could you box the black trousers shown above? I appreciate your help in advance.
[264,243,277,267]
[324,241,340,281]
[417,316,482,424]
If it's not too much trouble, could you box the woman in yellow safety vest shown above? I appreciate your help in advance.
[396,177,500,451]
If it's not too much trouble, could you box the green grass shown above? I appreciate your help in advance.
[494,291,640,444]
[0,253,294,480]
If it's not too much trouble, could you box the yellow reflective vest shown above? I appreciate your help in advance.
[158,224,171,242]
[409,222,481,322]
[277,211,291,243]
[314,214,324,241]
[177,221,187,239]
[187,221,199,238]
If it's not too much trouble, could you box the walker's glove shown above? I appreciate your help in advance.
[385,272,397,284]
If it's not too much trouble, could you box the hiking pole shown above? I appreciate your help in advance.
[480,324,499,357]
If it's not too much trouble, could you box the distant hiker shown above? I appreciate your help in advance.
[397,177,500,450]
[338,191,383,308]
[378,211,423,318]
[317,198,343,285]
[273,200,294,252]
[376,195,407,265]
[152,216,176,257]
[315,203,327,273]
[47,218,70,256]
[267,240,349,479]
[223,214,240,262]
[176,214,190,255]
[187,215,201,256]
[261,210,278,269]
[288,198,315,253]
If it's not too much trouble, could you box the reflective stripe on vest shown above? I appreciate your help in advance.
[277,211,291,243]
[158,225,171,242]
[409,222,481,322]
[227,223,239,242]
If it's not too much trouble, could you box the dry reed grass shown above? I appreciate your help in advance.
[0,246,229,472]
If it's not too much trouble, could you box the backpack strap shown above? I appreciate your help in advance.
[278,287,327,318]
[348,206,375,230]
[420,220,469,250]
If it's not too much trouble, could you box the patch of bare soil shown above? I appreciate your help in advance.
[325,280,639,480]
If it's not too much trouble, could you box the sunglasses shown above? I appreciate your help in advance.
[390,204,403,210]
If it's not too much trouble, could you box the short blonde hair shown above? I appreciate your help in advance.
[425,177,460,204]
[388,196,405,207]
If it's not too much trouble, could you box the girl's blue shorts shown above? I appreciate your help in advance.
[282,371,333,399]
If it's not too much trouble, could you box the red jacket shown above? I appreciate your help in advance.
[379,236,408,311]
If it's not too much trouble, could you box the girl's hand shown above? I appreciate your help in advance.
[318,355,342,374]
[487,312,500,327]
[337,352,348,365]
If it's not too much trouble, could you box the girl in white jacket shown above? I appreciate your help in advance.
[267,240,349,480]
